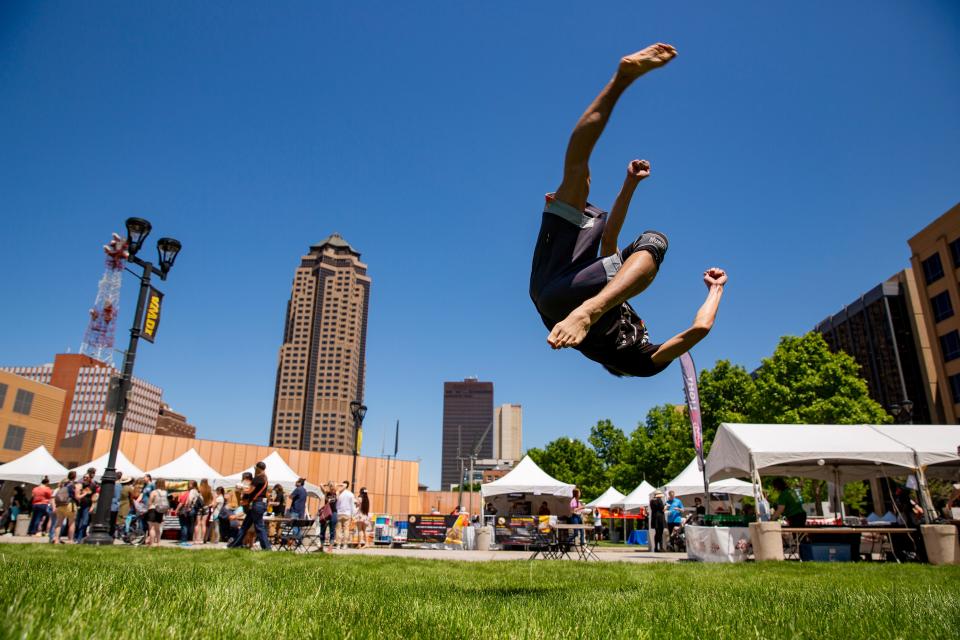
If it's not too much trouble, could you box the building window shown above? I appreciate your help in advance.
[0,383,6,409]
[951,374,960,405]
[931,291,955,323]
[13,389,34,415]
[941,330,960,362]
[3,425,25,451]
[922,253,944,285]
[950,238,960,268]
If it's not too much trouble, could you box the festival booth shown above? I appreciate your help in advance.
[70,450,145,480]
[662,457,753,511]
[0,446,68,484]
[145,448,224,539]
[701,423,953,563]
[218,451,323,497]
[480,455,574,547]
[609,480,655,544]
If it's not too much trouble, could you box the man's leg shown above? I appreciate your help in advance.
[252,503,271,551]
[554,43,677,212]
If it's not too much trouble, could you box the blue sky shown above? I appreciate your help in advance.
[1,2,958,489]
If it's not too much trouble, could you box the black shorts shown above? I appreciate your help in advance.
[146,510,165,523]
[529,195,672,377]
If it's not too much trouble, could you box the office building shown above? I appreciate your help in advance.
[908,202,960,423]
[269,234,372,453]
[494,403,523,462]
[2,353,163,456]
[814,271,937,423]
[155,403,196,439]
[0,370,66,464]
[440,377,493,489]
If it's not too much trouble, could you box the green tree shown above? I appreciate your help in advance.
[697,359,756,450]
[608,405,695,491]
[750,333,890,512]
[526,437,608,500]
[588,419,628,468]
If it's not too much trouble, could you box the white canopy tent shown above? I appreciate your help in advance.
[217,451,322,496]
[0,446,68,484]
[705,424,919,484]
[586,486,626,509]
[480,455,574,499]
[146,448,223,483]
[70,450,145,480]
[610,480,657,512]
[874,425,960,477]
[664,458,754,498]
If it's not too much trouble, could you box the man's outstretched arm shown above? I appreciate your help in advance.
[601,159,650,257]
[650,268,727,364]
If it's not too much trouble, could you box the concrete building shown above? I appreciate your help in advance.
[269,234,372,454]
[814,271,938,423]
[493,403,522,462]
[2,353,162,456]
[0,371,66,464]
[155,403,196,439]
[908,202,960,423]
[440,378,493,489]
[57,429,420,515]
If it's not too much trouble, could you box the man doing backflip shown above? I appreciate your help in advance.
[529,43,727,377]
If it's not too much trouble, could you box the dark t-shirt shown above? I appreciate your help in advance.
[649,497,666,524]
[248,476,267,503]
[577,303,670,378]
[289,487,307,515]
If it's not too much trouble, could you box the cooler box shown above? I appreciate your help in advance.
[799,543,853,562]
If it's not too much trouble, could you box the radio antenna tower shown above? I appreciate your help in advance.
[80,233,129,366]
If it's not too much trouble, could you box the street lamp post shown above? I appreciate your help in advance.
[349,400,367,490]
[889,399,915,425]
[85,218,181,545]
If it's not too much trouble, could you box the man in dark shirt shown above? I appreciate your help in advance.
[228,461,271,550]
[288,478,307,519]
[529,43,727,377]
[74,469,99,542]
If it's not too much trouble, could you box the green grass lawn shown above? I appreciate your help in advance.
[1,546,958,640]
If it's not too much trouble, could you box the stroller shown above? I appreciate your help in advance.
[666,514,694,552]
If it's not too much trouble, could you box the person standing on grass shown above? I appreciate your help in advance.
[194,479,214,544]
[27,477,53,536]
[228,461,271,551]
[318,481,338,552]
[354,487,371,549]
[593,509,603,541]
[3,484,28,535]
[108,471,125,538]
[73,469,98,542]
[569,488,585,545]
[210,486,228,544]
[335,480,355,550]
[288,478,307,520]
[176,480,200,546]
[665,491,684,539]
[50,472,78,544]
[146,478,169,547]
[649,491,666,552]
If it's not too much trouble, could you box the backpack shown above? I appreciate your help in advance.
[155,490,170,514]
[54,484,72,507]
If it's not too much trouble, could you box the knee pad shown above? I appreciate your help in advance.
[623,230,668,268]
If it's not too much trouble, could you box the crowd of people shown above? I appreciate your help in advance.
[0,461,375,552]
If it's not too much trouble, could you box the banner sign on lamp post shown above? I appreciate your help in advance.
[140,287,163,343]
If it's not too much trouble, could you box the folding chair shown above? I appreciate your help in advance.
[529,525,559,560]
[278,518,316,553]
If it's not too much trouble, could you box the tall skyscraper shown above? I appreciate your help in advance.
[440,377,493,489]
[494,403,523,462]
[269,234,371,453]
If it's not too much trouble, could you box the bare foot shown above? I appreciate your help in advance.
[618,43,677,78]
[547,308,593,349]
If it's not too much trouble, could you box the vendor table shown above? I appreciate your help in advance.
[686,525,752,563]
[781,527,914,563]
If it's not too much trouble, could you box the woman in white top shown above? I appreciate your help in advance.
[209,486,227,543]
